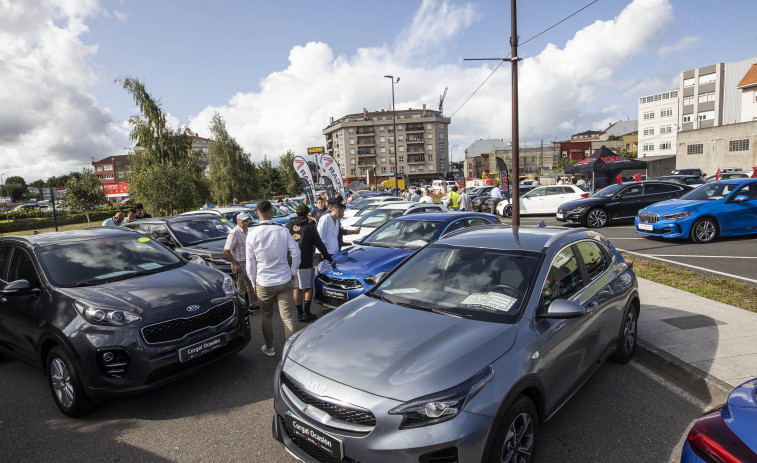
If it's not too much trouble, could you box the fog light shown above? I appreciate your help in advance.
[102,352,114,362]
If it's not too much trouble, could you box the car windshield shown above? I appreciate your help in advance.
[356,204,381,216]
[168,217,234,245]
[592,184,625,198]
[354,209,405,228]
[35,235,184,287]
[361,219,444,249]
[245,204,287,218]
[371,245,541,323]
[681,183,740,201]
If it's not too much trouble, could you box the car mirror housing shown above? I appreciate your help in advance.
[179,251,193,260]
[1,279,41,297]
[156,237,174,247]
[733,195,750,203]
[543,299,586,319]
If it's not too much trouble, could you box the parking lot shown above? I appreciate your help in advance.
[503,215,757,286]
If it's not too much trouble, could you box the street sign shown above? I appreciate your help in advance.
[307,147,325,154]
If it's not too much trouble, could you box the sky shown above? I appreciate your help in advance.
[1,0,756,182]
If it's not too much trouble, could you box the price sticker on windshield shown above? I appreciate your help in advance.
[137,237,150,242]
[221,219,227,222]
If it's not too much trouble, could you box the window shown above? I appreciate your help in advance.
[541,246,583,306]
[349,128,354,134]
[399,146,404,152]
[390,157,395,163]
[379,136,385,142]
[361,167,366,174]
[683,77,695,88]
[698,73,716,85]
[427,134,433,140]
[96,165,102,171]
[380,157,386,163]
[687,144,703,155]
[439,123,444,129]
[698,92,715,103]
[7,248,40,289]
[621,185,643,197]
[729,139,749,152]
[349,138,355,145]
[349,148,355,155]
[350,159,355,164]
[380,147,386,153]
[105,173,114,179]
[660,125,673,134]
[683,115,692,123]
[442,219,467,236]
[389,137,394,143]
[426,124,432,129]
[418,166,424,171]
[379,126,385,132]
[643,111,655,120]
[698,111,713,120]
[390,166,395,173]
[381,167,386,174]
[643,128,655,136]
[399,166,405,172]
[428,154,433,161]
[427,165,434,171]
[399,156,404,162]
[561,151,567,158]
[660,141,671,150]
[118,172,126,178]
[410,166,415,172]
[660,108,673,117]
[350,168,356,175]
[103,165,113,171]
[389,147,395,154]
[643,143,655,151]
[575,241,609,281]
[683,96,694,106]
[397,136,403,142]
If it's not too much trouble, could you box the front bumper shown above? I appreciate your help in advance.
[634,217,691,239]
[272,360,492,463]
[73,299,252,398]
[313,274,370,309]
[556,209,585,224]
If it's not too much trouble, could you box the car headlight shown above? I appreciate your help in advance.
[75,303,141,326]
[223,274,236,296]
[364,272,387,285]
[317,260,332,274]
[282,327,307,360]
[388,366,493,429]
[662,211,694,220]
[190,255,208,265]
[569,207,586,213]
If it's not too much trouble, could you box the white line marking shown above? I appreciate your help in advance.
[649,255,757,259]
[618,248,757,284]
[630,361,711,409]
[602,237,646,240]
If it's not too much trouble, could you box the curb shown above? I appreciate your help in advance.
[635,339,732,404]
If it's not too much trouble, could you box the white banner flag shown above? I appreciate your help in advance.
[319,153,346,199]
[293,155,316,204]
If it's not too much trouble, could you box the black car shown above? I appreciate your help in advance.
[656,175,707,186]
[556,181,693,228]
[0,228,251,416]
[123,215,234,274]
[670,168,705,178]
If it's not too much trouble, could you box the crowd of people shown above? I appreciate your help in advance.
[101,203,151,226]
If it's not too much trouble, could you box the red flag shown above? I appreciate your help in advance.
[634,173,642,182]
[716,167,721,181]
[616,174,623,183]
[752,167,757,178]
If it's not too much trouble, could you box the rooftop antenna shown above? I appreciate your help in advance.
[439,86,448,115]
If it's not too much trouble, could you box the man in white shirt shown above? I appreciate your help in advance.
[419,188,434,204]
[245,201,301,357]
[317,201,360,255]
[410,188,421,202]
[224,211,254,312]
[491,185,503,216]
[277,199,290,215]
[576,176,587,186]
[102,212,124,227]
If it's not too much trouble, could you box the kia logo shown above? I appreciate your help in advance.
[186,305,201,312]
[332,271,343,276]
[307,380,327,395]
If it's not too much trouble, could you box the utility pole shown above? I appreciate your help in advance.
[510,0,521,226]
[384,75,400,194]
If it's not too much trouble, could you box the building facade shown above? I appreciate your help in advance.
[738,63,757,122]
[600,120,638,140]
[676,120,757,174]
[464,139,508,159]
[323,105,450,184]
[488,144,559,177]
[638,89,679,158]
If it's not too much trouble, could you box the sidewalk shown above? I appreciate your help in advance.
[635,278,757,404]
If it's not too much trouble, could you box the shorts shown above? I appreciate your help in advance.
[294,268,314,289]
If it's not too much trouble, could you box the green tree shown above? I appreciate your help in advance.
[118,77,208,214]
[206,112,258,203]
[277,150,302,196]
[618,148,637,159]
[2,175,27,202]
[29,179,45,188]
[555,157,577,173]
[65,169,106,227]
[256,156,280,197]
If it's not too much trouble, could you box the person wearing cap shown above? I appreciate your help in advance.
[246,200,301,357]
[134,203,151,219]
[224,211,255,312]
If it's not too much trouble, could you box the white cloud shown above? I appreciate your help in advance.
[188,0,674,165]
[658,36,700,57]
[0,0,128,181]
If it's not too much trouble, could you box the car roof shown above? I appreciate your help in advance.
[1,227,140,247]
[374,202,436,210]
[436,225,590,252]
[126,215,229,224]
[392,211,495,223]
[181,207,245,215]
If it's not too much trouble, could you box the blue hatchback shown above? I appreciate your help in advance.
[635,179,757,243]
[314,212,500,308]
[243,202,291,225]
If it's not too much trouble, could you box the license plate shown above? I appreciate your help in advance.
[286,413,344,460]
[178,334,227,362]
[638,223,653,231]
[556,213,564,220]
[323,288,349,300]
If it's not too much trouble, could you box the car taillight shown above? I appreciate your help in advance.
[581,193,590,198]
[687,407,757,463]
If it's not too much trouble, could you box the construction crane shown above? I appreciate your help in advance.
[439,86,448,115]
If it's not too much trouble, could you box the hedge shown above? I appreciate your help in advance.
[0,209,125,234]
[0,205,131,222]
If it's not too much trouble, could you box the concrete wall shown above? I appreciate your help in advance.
[676,120,757,174]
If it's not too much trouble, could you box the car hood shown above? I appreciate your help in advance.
[55,264,226,321]
[641,199,710,214]
[179,238,227,256]
[325,245,412,277]
[559,197,605,211]
[288,297,517,400]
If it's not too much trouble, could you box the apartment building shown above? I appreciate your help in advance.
[738,63,757,122]
[638,89,679,157]
[323,105,450,184]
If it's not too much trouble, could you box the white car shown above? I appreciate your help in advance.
[343,196,403,218]
[342,201,449,244]
[496,185,589,215]
[180,207,251,224]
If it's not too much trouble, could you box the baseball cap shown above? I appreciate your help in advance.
[237,212,252,222]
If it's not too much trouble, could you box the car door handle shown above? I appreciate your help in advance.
[585,302,599,314]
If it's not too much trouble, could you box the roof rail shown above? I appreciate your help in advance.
[541,227,588,250]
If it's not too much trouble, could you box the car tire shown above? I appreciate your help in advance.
[611,304,638,364]
[47,346,93,417]
[489,395,539,463]
[690,217,718,243]
[585,207,608,228]
[503,204,513,218]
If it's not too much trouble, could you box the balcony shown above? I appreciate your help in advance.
[358,159,375,166]
[405,123,424,132]
[407,155,426,163]
[406,144,425,153]
[357,149,376,155]
[406,135,424,142]
[357,137,375,146]
[356,128,374,134]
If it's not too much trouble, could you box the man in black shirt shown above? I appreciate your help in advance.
[287,205,335,322]
[134,203,152,219]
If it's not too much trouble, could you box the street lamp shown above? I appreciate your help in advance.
[384,75,400,194]
[0,172,7,186]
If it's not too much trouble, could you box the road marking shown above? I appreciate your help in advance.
[601,237,646,239]
[631,361,711,409]
[648,255,757,259]
[618,248,757,285]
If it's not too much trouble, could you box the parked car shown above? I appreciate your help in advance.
[681,377,757,462]
[556,181,693,228]
[0,228,251,416]
[314,212,499,308]
[11,204,46,213]
[123,215,234,273]
[704,172,751,182]
[635,178,757,243]
[496,185,590,216]
[670,168,706,178]
[242,202,291,224]
[655,175,707,186]
[181,207,249,224]
[343,196,403,218]
[342,201,449,244]
[346,193,399,211]
[274,226,639,462]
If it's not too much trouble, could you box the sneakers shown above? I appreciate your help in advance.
[300,313,318,323]
[261,345,276,357]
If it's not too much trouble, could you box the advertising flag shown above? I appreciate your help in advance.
[495,157,509,193]
[616,173,623,183]
[293,155,316,204]
[634,173,642,182]
[319,153,346,199]
[716,167,721,181]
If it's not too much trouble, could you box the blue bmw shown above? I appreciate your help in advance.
[314,212,500,308]
[635,179,757,243]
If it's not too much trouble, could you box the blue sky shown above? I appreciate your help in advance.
[2,0,756,180]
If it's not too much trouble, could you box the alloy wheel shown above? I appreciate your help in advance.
[587,208,607,228]
[502,412,534,463]
[50,358,75,408]
[623,311,636,354]
[694,220,716,242]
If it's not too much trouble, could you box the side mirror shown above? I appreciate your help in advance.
[156,237,174,247]
[542,299,586,319]
[1,280,41,297]
[353,238,364,245]
[179,251,193,260]
[733,195,750,203]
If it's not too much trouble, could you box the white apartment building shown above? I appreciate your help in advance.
[637,89,679,157]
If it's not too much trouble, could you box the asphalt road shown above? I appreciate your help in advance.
[0,305,712,463]
[500,214,757,286]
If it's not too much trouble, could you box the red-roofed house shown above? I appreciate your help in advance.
[738,63,757,122]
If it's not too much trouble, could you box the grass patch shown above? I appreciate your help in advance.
[3,222,95,236]
[623,254,757,313]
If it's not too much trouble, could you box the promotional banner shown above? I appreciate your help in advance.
[495,156,511,203]
[293,155,316,205]
[319,153,346,200]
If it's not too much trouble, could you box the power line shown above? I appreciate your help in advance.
[450,0,601,119]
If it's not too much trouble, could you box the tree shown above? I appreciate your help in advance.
[65,169,106,227]
[618,149,637,159]
[118,77,208,214]
[257,156,280,197]
[555,157,577,173]
[2,176,27,202]
[277,150,302,196]
[206,112,258,203]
